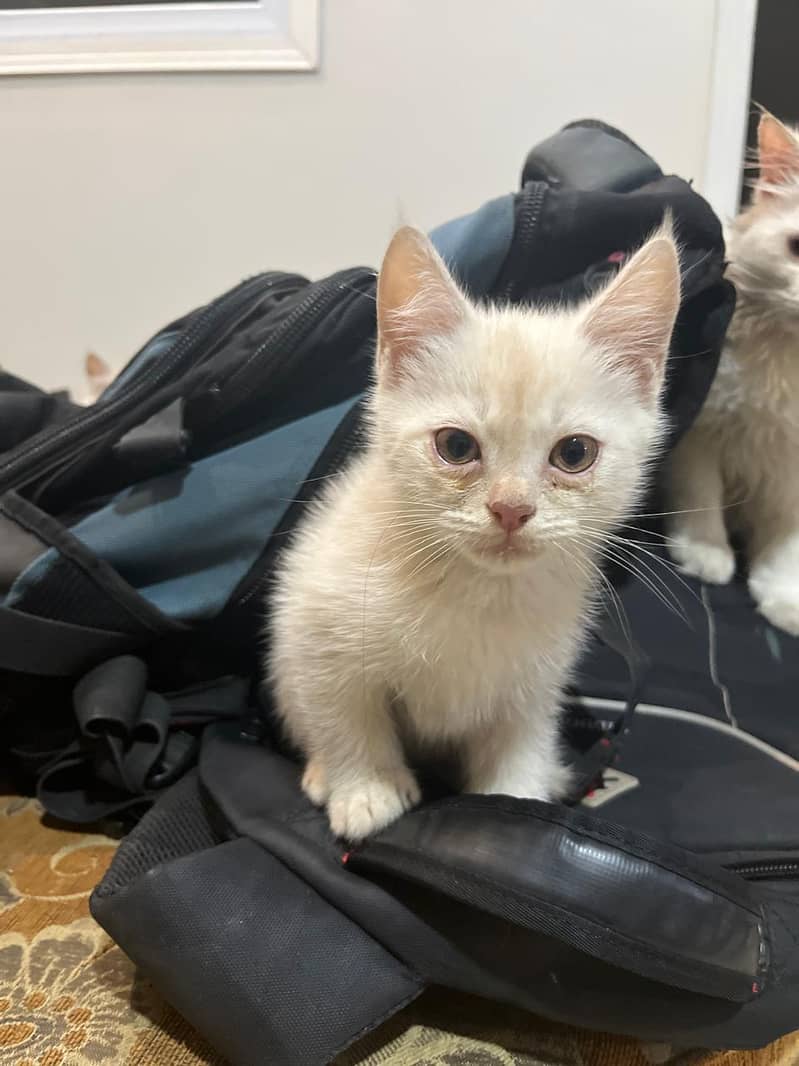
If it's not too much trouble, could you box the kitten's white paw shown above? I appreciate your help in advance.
[753,593,799,637]
[327,768,421,840]
[670,538,734,584]
[301,759,329,806]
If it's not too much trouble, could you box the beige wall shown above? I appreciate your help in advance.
[0,0,718,397]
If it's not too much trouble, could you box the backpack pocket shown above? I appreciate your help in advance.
[0,491,183,677]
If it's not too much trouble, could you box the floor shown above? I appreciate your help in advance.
[1,793,797,1066]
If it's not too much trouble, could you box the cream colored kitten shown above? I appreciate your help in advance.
[269,224,679,840]
[668,113,799,635]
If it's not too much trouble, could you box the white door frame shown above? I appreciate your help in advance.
[703,0,759,224]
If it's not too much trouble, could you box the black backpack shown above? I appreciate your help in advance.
[5,121,799,1064]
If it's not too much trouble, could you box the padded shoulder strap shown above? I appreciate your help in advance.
[521,119,662,193]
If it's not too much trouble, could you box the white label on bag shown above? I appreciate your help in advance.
[581,768,640,807]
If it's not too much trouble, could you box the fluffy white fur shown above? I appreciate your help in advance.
[269,225,679,840]
[668,113,799,635]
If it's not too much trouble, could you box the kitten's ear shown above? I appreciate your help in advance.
[756,112,799,199]
[86,352,110,380]
[376,226,467,382]
[583,225,680,399]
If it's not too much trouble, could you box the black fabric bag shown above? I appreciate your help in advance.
[92,556,799,1064]
[5,120,798,1062]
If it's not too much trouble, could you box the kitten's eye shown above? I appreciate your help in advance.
[434,428,481,465]
[550,434,599,474]
[788,235,799,258]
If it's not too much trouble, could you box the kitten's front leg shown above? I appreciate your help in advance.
[463,706,570,803]
[303,680,421,841]
[748,525,799,636]
[667,428,735,584]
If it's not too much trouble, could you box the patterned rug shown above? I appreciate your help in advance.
[1,793,797,1066]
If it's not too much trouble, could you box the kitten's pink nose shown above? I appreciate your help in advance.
[488,500,535,533]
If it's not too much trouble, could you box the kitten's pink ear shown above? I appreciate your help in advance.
[583,227,680,399]
[86,352,110,380]
[376,226,467,382]
[756,112,799,199]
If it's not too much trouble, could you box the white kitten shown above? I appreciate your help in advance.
[668,113,799,635]
[269,224,679,840]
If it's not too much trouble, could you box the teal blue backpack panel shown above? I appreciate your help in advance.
[7,398,357,623]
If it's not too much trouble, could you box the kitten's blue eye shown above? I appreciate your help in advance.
[434,428,480,465]
[550,434,599,474]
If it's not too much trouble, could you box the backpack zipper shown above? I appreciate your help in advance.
[0,274,278,494]
[727,861,799,881]
[494,182,547,302]
[210,268,375,419]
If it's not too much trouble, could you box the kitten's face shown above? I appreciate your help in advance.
[728,113,799,320]
[373,227,679,574]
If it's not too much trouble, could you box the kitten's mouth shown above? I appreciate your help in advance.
[481,535,539,561]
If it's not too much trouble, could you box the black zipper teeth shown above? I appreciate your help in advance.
[195,273,308,371]
[728,862,799,881]
[213,268,374,418]
[499,182,546,300]
[0,275,274,492]
[30,278,307,507]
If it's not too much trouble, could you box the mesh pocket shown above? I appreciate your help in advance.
[95,772,223,896]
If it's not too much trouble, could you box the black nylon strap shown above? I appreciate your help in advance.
[112,397,189,475]
[564,610,649,803]
[596,610,649,745]
[0,604,137,676]
[36,661,246,823]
